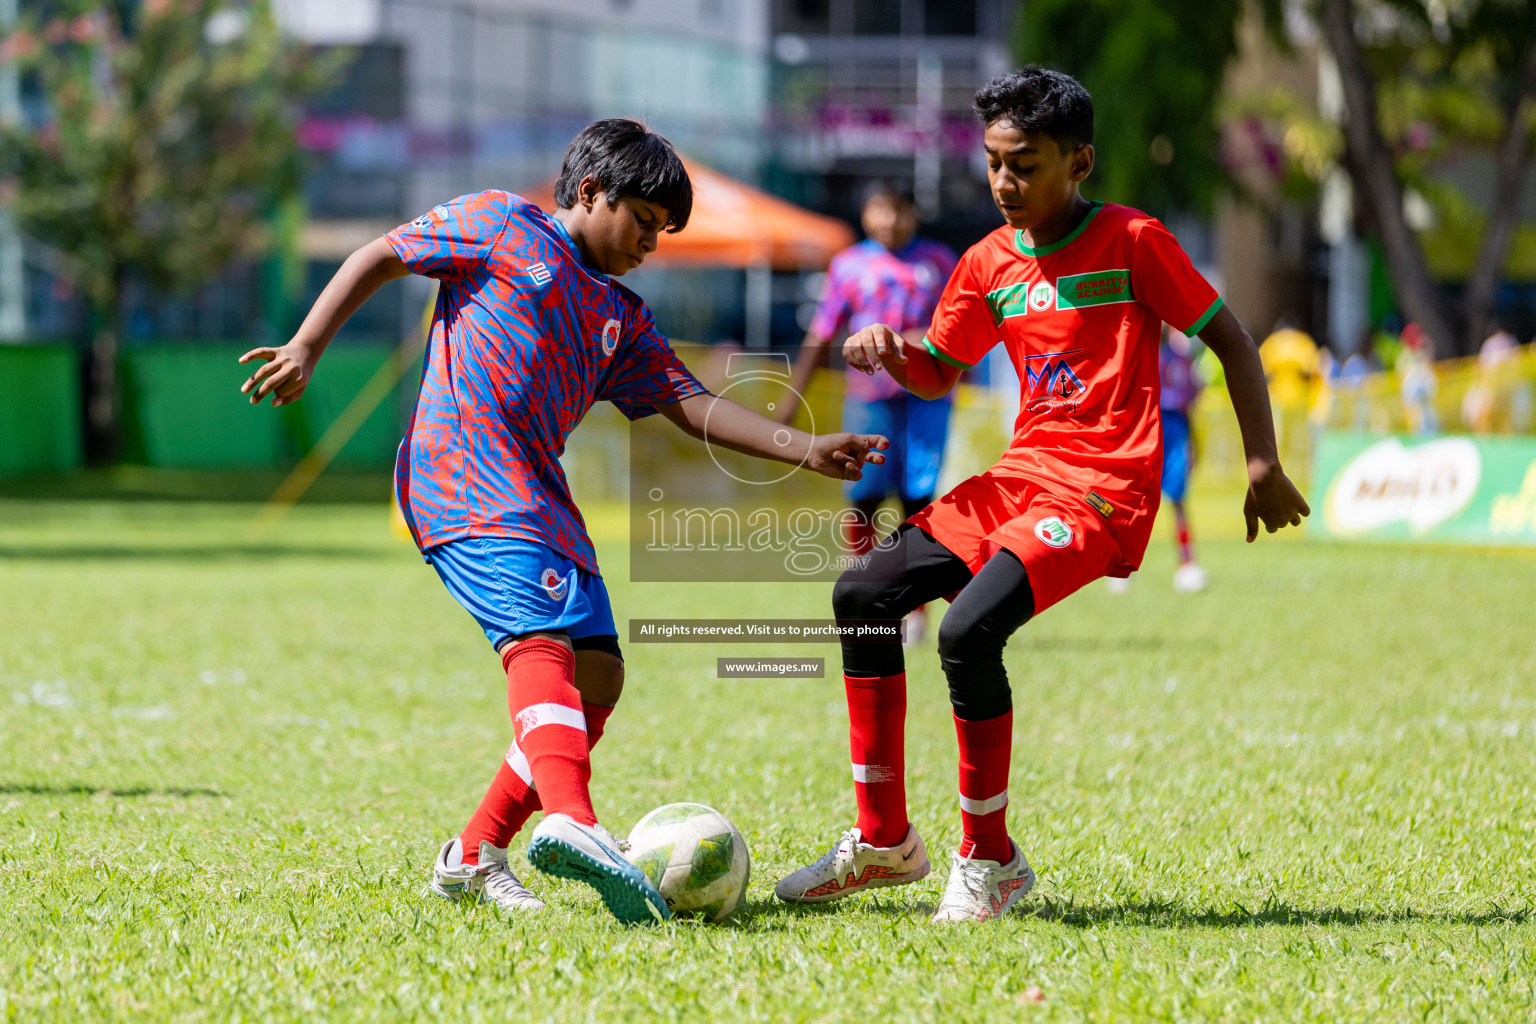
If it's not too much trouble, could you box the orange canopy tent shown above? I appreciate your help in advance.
[521,157,854,272]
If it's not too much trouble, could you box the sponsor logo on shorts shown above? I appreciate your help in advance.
[1085,490,1115,519]
[1028,281,1055,312]
[528,262,552,286]
[1034,516,1073,548]
[601,318,621,356]
[540,567,569,601]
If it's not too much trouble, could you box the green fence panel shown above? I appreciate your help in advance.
[0,344,82,476]
[121,345,287,468]
[285,346,406,469]
[120,343,406,470]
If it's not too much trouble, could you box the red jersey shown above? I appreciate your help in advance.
[920,201,1222,572]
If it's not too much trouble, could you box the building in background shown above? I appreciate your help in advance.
[767,0,1017,246]
[6,0,771,345]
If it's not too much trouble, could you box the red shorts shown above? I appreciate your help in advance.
[907,471,1136,615]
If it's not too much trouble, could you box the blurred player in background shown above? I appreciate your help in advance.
[1160,327,1207,592]
[775,67,1309,923]
[1106,325,1206,594]
[777,184,958,643]
[238,119,887,925]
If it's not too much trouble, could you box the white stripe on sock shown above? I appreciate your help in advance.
[513,702,587,738]
[959,789,1008,815]
[504,741,534,787]
[852,763,897,784]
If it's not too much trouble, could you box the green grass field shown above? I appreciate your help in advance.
[2,488,1534,1022]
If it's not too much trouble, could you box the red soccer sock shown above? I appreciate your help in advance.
[955,709,1013,863]
[503,637,596,826]
[459,699,616,864]
[845,673,909,848]
[1175,508,1195,565]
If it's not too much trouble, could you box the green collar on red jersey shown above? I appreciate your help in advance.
[1014,200,1104,258]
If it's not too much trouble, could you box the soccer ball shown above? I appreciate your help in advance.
[625,803,750,922]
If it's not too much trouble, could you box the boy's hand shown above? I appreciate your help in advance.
[843,324,908,375]
[239,342,318,407]
[1244,459,1310,542]
[805,432,889,482]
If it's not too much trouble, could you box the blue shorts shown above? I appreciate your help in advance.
[1161,409,1192,503]
[842,392,953,502]
[425,536,617,651]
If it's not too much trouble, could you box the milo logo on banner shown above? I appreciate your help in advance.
[1311,432,1536,546]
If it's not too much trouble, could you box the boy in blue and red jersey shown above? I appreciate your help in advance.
[239,119,888,924]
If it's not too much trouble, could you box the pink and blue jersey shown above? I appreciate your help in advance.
[1159,342,1202,414]
[810,237,959,402]
[386,190,708,574]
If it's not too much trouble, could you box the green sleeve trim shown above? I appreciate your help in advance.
[922,336,973,369]
[1183,297,1225,336]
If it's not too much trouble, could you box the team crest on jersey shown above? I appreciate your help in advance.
[600,318,621,356]
[1028,281,1055,312]
[540,568,569,601]
[1034,516,1073,549]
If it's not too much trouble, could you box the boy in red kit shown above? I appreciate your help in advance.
[774,68,1309,922]
[239,120,889,923]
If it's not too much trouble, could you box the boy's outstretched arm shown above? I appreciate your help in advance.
[239,237,410,406]
[658,392,889,481]
[844,323,963,401]
[1197,306,1311,541]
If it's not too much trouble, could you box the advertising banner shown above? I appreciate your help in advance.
[1310,431,1536,545]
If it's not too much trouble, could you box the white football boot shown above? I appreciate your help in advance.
[1173,562,1208,593]
[775,824,930,904]
[1104,575,1132,594]
[527,813,671,923]
[930,839,1036,923]
[430,838,545,913]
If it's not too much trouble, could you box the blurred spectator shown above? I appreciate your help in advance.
[1259,317,1319,455]
[1462,323,1522,433]
[1160,327,1207,593]
[1398,322,1439,434]
[1259,318,1320,409]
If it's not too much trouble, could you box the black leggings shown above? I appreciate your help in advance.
[832,523,1036,721]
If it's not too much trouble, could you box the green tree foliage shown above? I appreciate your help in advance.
[1016,0,1279,217]
[1235,0,1536,355]
[0,0,337,455]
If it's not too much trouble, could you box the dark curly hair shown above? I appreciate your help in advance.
[554,119,693,233]
[974,66,1094,154]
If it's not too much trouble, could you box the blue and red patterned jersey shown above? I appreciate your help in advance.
[386,190,708,573]
[809,237,958,402]
[1159,341,1202,414]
